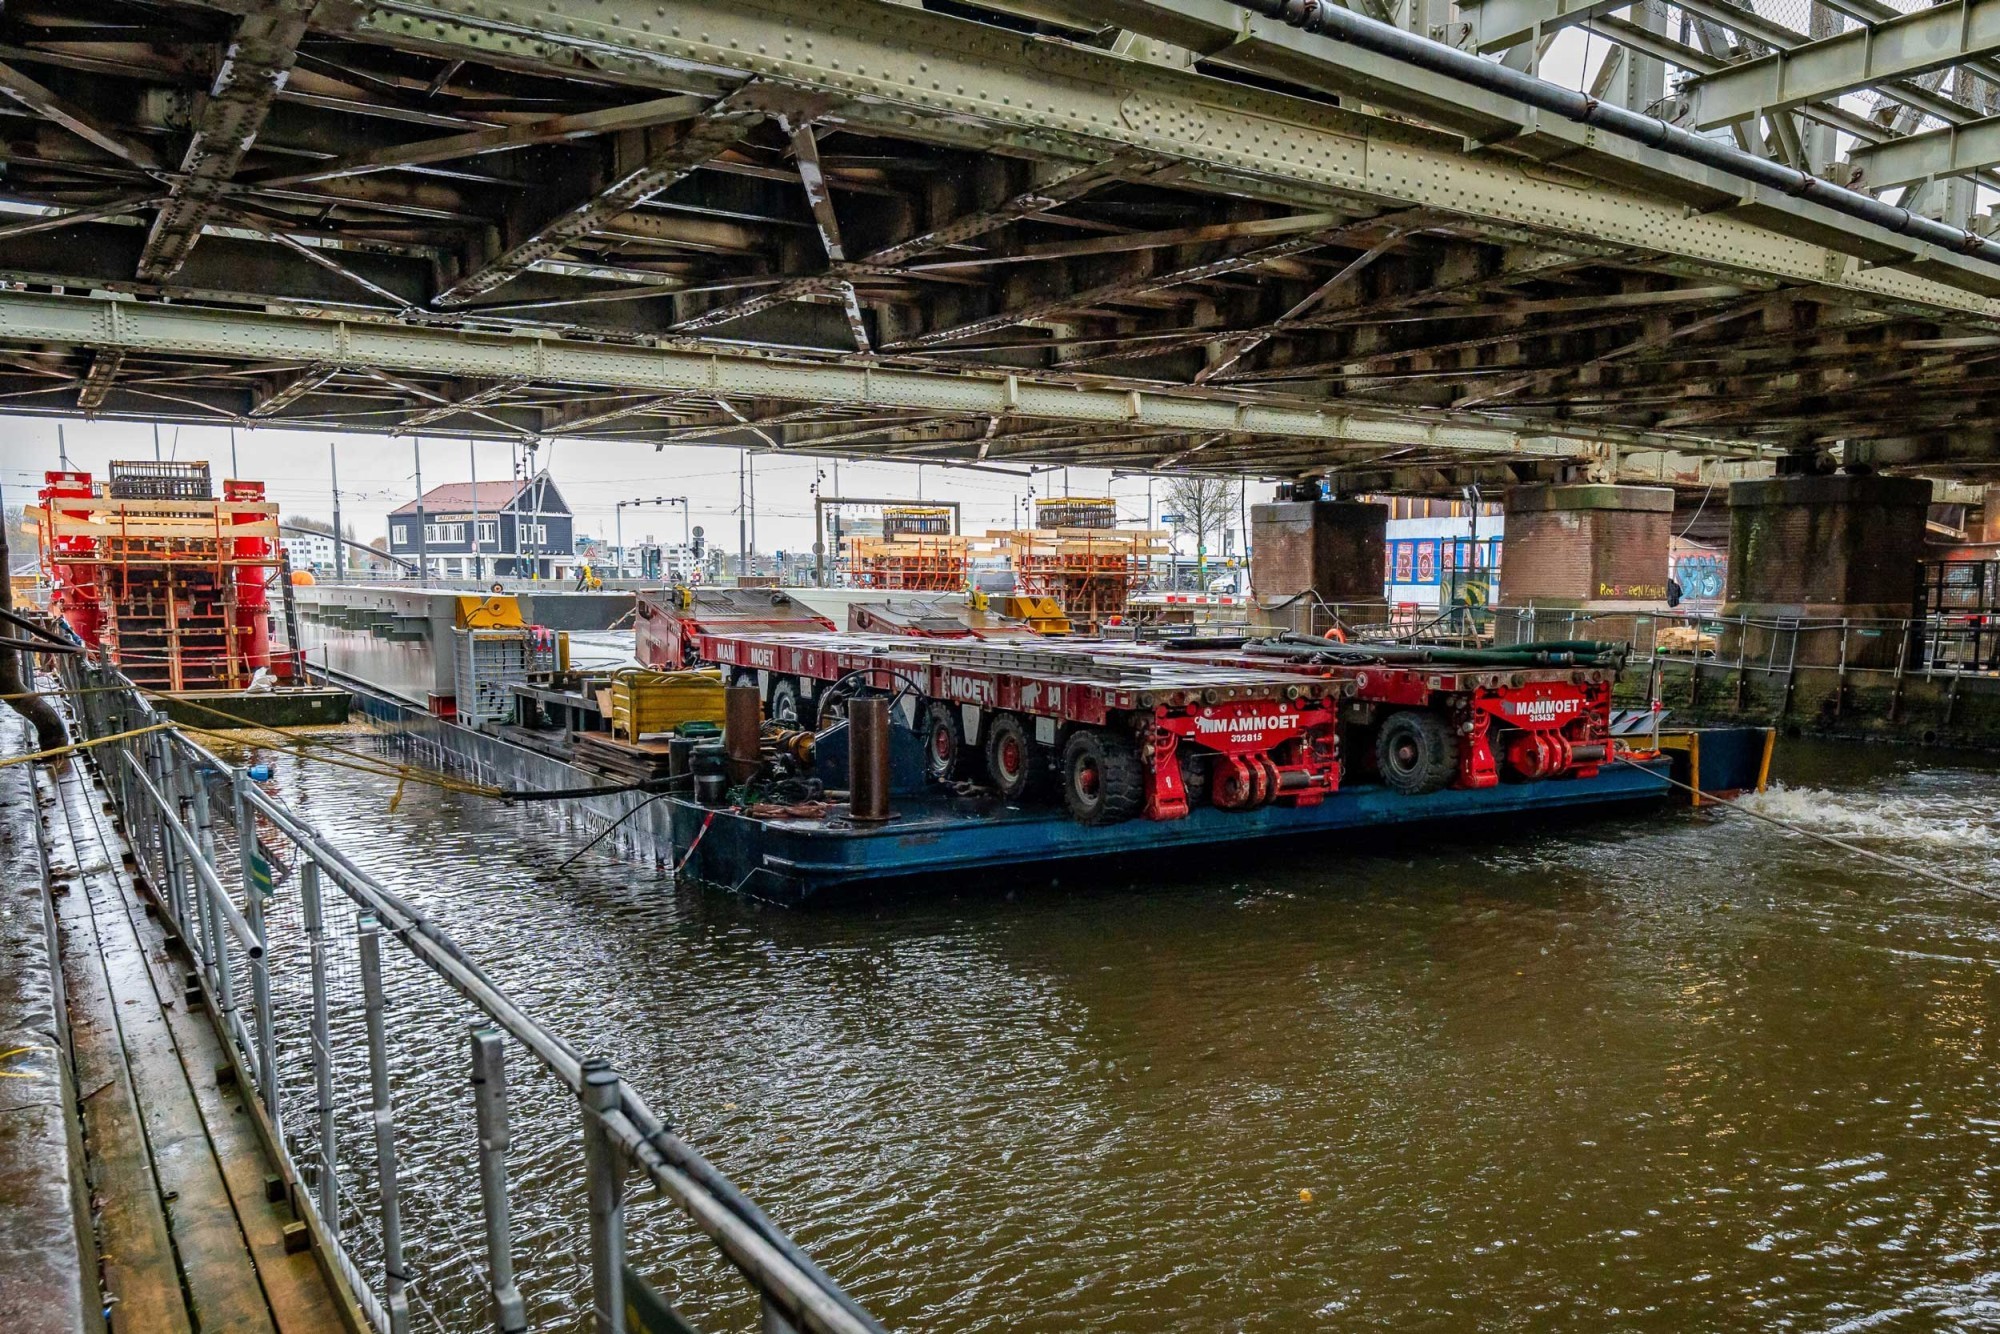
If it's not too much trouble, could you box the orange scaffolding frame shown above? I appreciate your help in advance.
[842,533,975,592]
[996,528,1169,630]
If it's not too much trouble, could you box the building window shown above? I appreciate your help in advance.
[520,522,547,547]
[475,519,498,546]
[424,523,465,545]
[392,523,409,546]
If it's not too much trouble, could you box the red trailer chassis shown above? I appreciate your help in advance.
[1120,643,1614,792]
[698,630,1344,823]
[648,603,1618,822]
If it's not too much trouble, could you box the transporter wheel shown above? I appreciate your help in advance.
[768,675,813,728]
[1374,710,1458,796]
[728,668,759,693]
[985,713,1051,802]
[1061,729,1145,826]
[923,701,969,782]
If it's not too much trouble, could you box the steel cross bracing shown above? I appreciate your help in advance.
[0,0,1992,486]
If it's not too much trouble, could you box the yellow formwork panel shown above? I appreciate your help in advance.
[609,667,727,740]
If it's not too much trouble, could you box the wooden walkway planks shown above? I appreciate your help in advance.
[37,756,353,1334]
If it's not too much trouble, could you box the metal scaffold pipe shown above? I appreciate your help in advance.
[1225,0,2000,269]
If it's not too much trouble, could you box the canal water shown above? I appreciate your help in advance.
[262,735,2000,1332]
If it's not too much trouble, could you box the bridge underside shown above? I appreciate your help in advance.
[0,0,1996,487]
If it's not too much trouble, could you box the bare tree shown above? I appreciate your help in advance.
[1159,475,1241,584]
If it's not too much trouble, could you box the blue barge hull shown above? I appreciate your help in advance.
[670,758,1679,905]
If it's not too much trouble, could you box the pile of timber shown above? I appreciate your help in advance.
[573,732,676,783]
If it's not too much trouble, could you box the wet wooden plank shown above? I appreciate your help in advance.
[47,768,277,1334]
[39,769,192,1334]
[100,841,351,1334]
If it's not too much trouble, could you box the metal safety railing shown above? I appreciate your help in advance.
[1487,605,1997,673]
[58,657,888,1334]
[1268,599,2000,680]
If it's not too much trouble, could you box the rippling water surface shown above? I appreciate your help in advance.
[262,736,2000,1332]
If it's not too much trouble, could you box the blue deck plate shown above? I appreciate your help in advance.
[672,758,1676,904]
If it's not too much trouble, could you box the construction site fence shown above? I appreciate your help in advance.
[56,656,888,1334]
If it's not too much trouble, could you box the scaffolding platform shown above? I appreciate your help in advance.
[995,528,1170,631]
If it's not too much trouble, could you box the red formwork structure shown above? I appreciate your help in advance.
[842,533,975,592]
[31,462,290,692]
[1000,528,1167,631]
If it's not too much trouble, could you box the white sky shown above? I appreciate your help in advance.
[0,416,1250,555]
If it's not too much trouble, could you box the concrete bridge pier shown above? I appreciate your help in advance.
[1250,497,1388,633]
[1496,483,1676,640]
[1720,474,1931,669]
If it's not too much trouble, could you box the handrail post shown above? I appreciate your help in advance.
[470,1026,527,1334]
[1889,618,1911,722]
[359,915,412,1334]
[579,1056,628,1334]
[189,765,221,983]
[141,731,168,893]
[149,733,185,927]
[301,861,340,1241]
[235,771,281,1131]
[167,746,199,935]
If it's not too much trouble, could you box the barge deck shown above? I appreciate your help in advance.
[667,755,1692,905]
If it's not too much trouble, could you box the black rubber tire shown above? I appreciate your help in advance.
[1374,710,1458,795]
[768,675,813,728]
[1178,750,1212,808]
[984,712,1050,802]
[923,701,968,782]
[728,668,759,693]
[1060,728,1145,826]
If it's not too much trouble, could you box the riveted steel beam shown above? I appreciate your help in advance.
[329,0,2000,316]
[0,287,1742,460]
[1678,0,2000,129]
[248,93,712,189]
[141,1,319,282]
[0,62,163,169]
[74,349,123,412]
[393,376,528,432]
[249,363,339,416]
[1848,114,2000,190]
[434,88,771,305]
[886,223,1365,351]
[673,155,1155,333]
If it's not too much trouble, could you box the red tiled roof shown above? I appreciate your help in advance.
[390,480,528,515]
